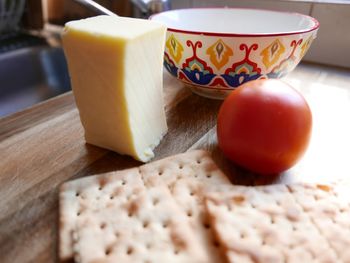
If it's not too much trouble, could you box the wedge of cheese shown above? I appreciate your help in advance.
[62,15,167,162]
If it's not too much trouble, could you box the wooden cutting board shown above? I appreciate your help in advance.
[0,64,350,262]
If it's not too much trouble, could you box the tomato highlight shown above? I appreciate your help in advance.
[217,79,312,175]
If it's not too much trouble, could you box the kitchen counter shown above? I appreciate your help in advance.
[0,62,350,262]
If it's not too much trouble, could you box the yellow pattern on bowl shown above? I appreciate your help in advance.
[151,8,319,99]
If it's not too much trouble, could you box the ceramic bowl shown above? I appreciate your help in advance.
[151,8,319,99]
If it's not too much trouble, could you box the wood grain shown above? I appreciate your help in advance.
[0,71,193,263]
[0,64,350,262]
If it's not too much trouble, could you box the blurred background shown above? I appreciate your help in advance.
[43,0,350,68]
[0,0,349,117]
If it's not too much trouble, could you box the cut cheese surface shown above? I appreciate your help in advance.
[62,15,167,162]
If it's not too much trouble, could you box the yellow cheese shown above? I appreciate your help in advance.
[62,15,167,162]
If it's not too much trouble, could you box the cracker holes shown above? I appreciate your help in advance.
[308,250,316,260]
[162,221,169,228]
[158,171,163,176]
[313,194,321,201]
[143,221,149,228]
[128,211,133,217]
[146,243,152,249]
[263,189,270,194]
[174,249,180,255]
[75,192,80,197]
[115,231,120,238]
[196,159,202,164]
[110,195,114,200]
[292,225,297,231]
[126,246,133,255]
[302,206,311,213]
[105,247,112,256]
[270,217,275,224]
[240,232,246,239]
[187,210,193,217]
[178,164,184,170]
[213,240,220,247]
[203,222,210,229]
[288,187,295,194]
[331,217,337,224]
[122,180,127,186]
[168,185,175,194]
[152,198,159,206]
[100,222,107,229]
[77,210,82,216]
[206,174,212,179]
[177,175,182,180]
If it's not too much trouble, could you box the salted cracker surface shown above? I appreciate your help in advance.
[59,150,230,262]
[139,150,232,262]
[288,182,350,262]
[59,168,143,260]
[59,150,350,263]
[205,184,340,263]
[73,185,207,263]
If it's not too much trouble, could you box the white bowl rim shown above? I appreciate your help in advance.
[150,7,320,37]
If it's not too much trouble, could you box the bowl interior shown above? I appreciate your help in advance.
[151,8,318,35]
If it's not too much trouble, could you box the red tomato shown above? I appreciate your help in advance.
[217,79,312,175]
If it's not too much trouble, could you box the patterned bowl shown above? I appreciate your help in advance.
[151,8,319,99]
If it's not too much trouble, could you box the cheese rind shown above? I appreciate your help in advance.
[62,15,167,162]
